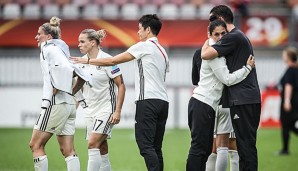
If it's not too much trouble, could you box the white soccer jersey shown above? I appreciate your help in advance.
[80,51,122,117]
[127,37,169,102]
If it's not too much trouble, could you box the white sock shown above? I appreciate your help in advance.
[229,150,239,171]
[99,153,111,171]
[65,154,80,171]
[33,155,48,171]
[88,148,101,171]
[216,147,229,171]
[206,153,217,171]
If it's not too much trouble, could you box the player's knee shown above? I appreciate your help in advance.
[29,141,35,151]
[29,141,44,152]
[228,138,237,150]
[99,141,108,154]
[88,140,99,149]
[100,148,108,155]
[59,146,75,157]
[59,146,65,155]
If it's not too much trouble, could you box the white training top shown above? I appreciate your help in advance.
[192,39,252,111]
[80,51,122,117]
[40,40,76,108]
[127,37,169,102]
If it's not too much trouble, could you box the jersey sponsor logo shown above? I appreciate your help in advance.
[111,67,120,74]
[233,114,240,119]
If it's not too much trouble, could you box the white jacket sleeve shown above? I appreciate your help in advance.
[208,57,251,86]
[40,59,53,108]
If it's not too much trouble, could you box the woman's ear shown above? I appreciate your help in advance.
[146,27,151,34]
[207,32,211,38]
[47,34,52,40]
[91,40,96,47]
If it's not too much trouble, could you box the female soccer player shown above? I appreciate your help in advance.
[77,29,125,171]
[29,16,89,171]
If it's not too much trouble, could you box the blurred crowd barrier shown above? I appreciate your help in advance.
[0,86,192,129]
[0,86,283,129]
[0,54,285,129]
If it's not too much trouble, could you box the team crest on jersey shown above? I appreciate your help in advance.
[111,66,120,74]
[96,66,101,70]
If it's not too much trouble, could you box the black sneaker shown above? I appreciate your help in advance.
[277,150,289,156]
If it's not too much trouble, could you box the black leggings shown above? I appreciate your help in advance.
[280,108,298,152]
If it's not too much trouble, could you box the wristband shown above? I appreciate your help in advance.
[41,99,51,109]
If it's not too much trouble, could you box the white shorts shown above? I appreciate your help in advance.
[34,103,76,135]
[85,113,113,140]
[214,105,234,135]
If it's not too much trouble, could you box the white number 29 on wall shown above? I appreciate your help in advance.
[246,17,285,45]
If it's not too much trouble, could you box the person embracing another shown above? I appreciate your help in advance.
[201,5,262,171]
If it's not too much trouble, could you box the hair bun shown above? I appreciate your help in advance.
[97,29,107,42]
[50,16,61,27]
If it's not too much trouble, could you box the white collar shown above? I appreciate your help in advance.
[146,37,158,42]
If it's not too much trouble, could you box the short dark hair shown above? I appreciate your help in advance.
[210,5,234,24]
[285,47,298,63]
[208,19,227,35]
[139,14,162,36]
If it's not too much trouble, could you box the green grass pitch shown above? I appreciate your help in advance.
[0,128,297,171]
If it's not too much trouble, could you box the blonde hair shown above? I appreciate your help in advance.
[41,16,62,39]
[81,29,106,45]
